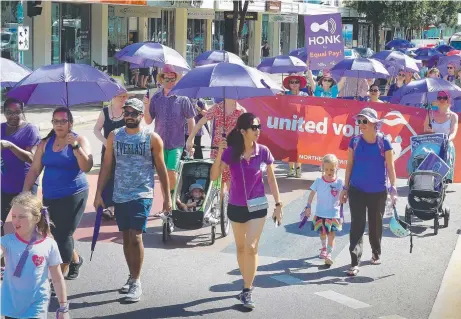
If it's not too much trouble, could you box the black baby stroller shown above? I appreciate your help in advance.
[163,157,230,245]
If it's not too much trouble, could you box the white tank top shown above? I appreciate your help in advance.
[432,114,452,135]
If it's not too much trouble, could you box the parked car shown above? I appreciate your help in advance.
[353,47,374,58]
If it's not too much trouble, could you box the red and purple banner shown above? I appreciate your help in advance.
[240,96,461,183]
[304,13,345,70]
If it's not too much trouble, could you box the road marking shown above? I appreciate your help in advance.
[270,274,304,285]
[314,290,371,309]
[378,316,407,319]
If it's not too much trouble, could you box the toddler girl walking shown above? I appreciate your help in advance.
[1,192,70,319]
[304,154,344,265]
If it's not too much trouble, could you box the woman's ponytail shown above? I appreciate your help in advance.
[227,128,244,163]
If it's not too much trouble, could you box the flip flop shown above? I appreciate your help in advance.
[370,258,381,265]
[347,266,359,276]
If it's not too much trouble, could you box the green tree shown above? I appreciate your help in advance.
[230,0,251,55]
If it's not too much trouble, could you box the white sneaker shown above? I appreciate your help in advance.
[120,275,133,294]
[125,282,142,302]
[159,212,169,222]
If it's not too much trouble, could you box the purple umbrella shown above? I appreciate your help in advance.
[169,62,282,100]
[436,44,455,54]
[391,78,461,106]
[194,50,244,66]
[289,47,308,63]
[90,206,104,261]
[372,50,419,77]
[7,63,126,107]
[385,39,414,50]
[436,55,461,77]
[115,41,190,72]
[257,55,307,74]
[1,57,31,88]
[330,58,390,79]
[414,48,442,68]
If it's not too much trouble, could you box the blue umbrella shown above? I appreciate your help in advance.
[7,63,126,107]
[372,50,419,76]
[257,55,307,74]
[169,62,282,100]
[115,41,190,72]
[385,38,414,50]
[194,50,244,66]
[0,57,31,88]
[90,206,104,261]
[289,47,308,63]
[330,58,390,80]
[436,44,455,54]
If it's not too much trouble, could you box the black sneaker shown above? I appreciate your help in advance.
[66,255,84,280]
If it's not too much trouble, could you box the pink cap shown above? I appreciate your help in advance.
[161,64,177,74]
[437,90,450,98]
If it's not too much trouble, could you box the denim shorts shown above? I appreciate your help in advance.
[114,198,153,233]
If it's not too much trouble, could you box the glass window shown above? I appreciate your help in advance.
[1,1,20,62]
[52,2,91,65]
[51,3,60,64]
[108,6,128,76]
[149,9,174,47]
[187,19,206,66]
[280,22,291,55]
[212,17,225,50]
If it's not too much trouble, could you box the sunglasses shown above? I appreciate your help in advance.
[289,80,300,84]
[250,124,261,131]
[448,66,454,70]
[124,110,141,118]
[398,73,405,77]
[356,119,369,125]
[323,78,333,82]
[369,89,380,93]
[5,110,22,116]
[437,96,448,101]
[51,119,69,125]
[163,77,177,83]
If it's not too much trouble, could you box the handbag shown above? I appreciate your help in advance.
[240,160,268,213]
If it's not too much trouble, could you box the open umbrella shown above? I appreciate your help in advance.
[435,44,455,54]
[90,206,104,261]
[385,39,414,50]
[414,48,443,68]
[115,41,190,72]
[7,63,126,107]
[390,78,461,106]
[257,55,307,74]
[0,57,31,88]
[437,55,461,77]
[194,50,244,66]
[372,50,419,77]
[330,58,390,80]
[447,50,461,57]
[289,47,308,63]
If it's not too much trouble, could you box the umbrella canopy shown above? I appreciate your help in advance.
[435,44,455,54]
[0,57,32,88]
[289,47,308,63]
[372,50,419,77]
[90,206,103,261]
[330,58,390,80]
[414,48,443,60]
[115,42,190,72]
[7,63,126,107]
[385,39,414,50]
[169,62,282,100]
[257,55,307,74]
[437,55,461,77]
[390,78,461,106]
[194,50,244,66]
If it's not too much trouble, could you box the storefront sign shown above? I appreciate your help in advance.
[305,13,344,70]
[216,0,265,12]
[239,96,461,182]
[268,14,297,23]
[188,9,215,20]
[298,2,341,15]
[224,11,258,21]
[114,5,160,18]
[265,1,281,13]
[57,0,147,4]
[148,0,214,9]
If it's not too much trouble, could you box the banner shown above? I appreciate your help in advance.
[304,13,344,70]
[239,96,461,183]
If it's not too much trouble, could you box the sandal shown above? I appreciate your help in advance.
[370,258,381,265]
[347,266,359,276]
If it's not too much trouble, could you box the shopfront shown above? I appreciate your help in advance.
[187,10,213,66]
[1,1,20,63]
[51,2,91,65]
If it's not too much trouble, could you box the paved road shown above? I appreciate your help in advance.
[4,122,460,319]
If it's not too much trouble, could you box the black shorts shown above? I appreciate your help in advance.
[227,204,267,223]
[139,68,150,76]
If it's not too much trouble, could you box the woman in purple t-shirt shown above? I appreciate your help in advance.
[210,113,283,309]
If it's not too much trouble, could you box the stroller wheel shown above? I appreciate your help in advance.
[210,226,216,245]
[444,207,450,228]
[405,205,412,226]
[434,218,439,235]
[162,223,169,242]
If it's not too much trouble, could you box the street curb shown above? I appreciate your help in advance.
[37,114,100,131]
[429,233,461,319]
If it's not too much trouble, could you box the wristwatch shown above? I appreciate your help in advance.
[71,143,80,150]
[275,202,283,207]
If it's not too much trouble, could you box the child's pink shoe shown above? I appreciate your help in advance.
[319,248,327,259]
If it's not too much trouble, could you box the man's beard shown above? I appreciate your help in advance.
[125,119,140,128]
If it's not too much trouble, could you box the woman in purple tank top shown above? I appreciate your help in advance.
[23,107,93,282]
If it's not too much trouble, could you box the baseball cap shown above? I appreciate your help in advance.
[123,98,144,112]
[437,90,449,98]
[189,184,204,192]
[354,107,381,123]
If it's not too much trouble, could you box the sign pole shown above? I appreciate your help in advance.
[17,1,24,64]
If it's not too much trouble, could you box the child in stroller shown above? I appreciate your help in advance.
[177,184,205,212]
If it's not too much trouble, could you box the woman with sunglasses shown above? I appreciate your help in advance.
[444,63,457,83]
[340,108,397,277]
[368,84,384,103]
[210,113,283,309]
[307,68,339,98]
[23,107,93,281]
[93,91,128,220]
[281,75,309,177]
[424,91,458,182]
[385,70,406,97]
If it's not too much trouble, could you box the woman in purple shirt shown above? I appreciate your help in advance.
[210,113,283,309]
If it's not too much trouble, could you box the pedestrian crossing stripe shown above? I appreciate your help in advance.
[315,290,371,309]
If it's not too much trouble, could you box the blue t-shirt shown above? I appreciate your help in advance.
[285,91,309,96]
[310,177,344,218]
[314,85,339,98]
[349,136,392,193]
[1,233,62,318]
